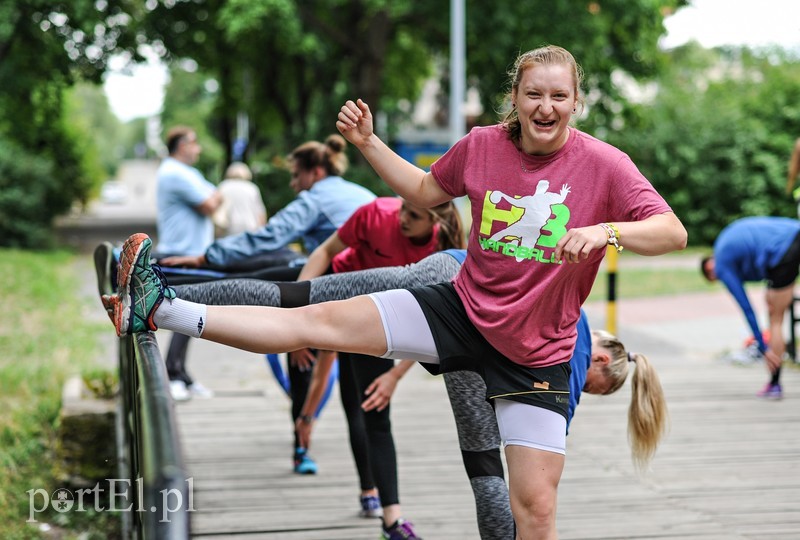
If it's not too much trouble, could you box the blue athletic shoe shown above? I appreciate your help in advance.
[359,494,382,518]
[293,447,318,475]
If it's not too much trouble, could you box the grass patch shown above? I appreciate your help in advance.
[0,249,117,539]
[586,248,717,302]
[587,267,715,302]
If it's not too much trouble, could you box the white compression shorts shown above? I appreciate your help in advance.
[368,289,440,364]
[494,399,566,454]
[368,289,567,454]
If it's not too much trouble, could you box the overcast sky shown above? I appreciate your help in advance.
[103,0,800,122]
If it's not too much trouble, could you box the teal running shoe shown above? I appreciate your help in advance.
[110,233,175,336]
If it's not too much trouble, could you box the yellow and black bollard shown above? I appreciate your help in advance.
[606,245,618,335]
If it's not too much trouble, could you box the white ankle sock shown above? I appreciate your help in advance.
[153,298,208,338]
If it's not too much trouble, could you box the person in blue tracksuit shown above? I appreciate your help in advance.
[701,216,800,399]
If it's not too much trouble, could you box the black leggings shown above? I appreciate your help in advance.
[339,353,398,503]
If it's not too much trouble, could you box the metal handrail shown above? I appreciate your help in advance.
[116,332,190,539]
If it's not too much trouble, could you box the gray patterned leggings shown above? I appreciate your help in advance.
[174,252,514,539]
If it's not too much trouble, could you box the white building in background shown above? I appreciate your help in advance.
[392,72,484,171]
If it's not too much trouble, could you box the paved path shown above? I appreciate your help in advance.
[56,160,160,251]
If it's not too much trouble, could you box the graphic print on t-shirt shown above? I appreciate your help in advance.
[478,179,571,263]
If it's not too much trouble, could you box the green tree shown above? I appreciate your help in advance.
[466,0,687,133]
[141,0,687,213]
[138,0,439,153]
[66,82,125,179]
[606,43,800,245]
[161,63,226,181]
[0,0,141,247]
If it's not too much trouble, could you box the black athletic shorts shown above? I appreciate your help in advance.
[408,282,571,421]
[767,230,800,289]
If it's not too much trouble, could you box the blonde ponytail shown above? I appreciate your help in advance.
[591,330,669,472]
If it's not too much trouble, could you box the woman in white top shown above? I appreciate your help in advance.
[213,161,267,237]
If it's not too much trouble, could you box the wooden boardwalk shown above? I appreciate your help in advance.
[158,288,800,540]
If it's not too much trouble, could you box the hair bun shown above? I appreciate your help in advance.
[324,134,346,153]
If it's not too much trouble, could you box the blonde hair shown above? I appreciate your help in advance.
[224,161,253,181]
[502,45,585,142]
[591,329,669,472]
[288,134,349,176]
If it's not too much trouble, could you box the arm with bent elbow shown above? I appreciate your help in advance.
[297,233,348,281]
[611,212,688,255]
[555,212,687,264]
[196,190,223,216]
[336,99,451,208]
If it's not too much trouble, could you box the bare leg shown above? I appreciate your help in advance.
[505,445,564,540]
[766,286,793,375]
[200,296,389,357]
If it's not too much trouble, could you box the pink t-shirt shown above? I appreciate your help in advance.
[333,197,439,273]
[430,125,672,368]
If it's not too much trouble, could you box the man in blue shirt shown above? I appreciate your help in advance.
[155,126,222,402]
[701,216,800,399]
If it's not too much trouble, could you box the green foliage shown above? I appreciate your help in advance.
[0,249,116,538]
[0,1,142,248]
[141,0,444,156]
[81,368,119,400]
[605,43,800,245]
[0,136,57,248]
[141,0,686,212]
[466,0,688,132]
[0,85,106,248]
[65,83,125,179]
[118,118,157,160]
[161,65,225,181]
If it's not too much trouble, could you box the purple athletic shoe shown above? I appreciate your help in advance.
[756,383,783,400]
[381,518,422,540]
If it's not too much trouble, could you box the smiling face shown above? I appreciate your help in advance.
[512,63,577,156]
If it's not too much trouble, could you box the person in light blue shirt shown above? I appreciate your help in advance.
[155,127,221,257]
[701,216,800,399]
[154,126,223,401]
[161,134,376,272]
